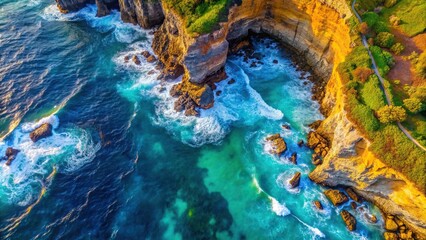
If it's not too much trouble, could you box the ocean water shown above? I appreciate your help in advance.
[0,1,384,239]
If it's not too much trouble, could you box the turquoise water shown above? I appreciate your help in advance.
[0,1,384,239]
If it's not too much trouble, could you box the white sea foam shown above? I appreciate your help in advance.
[252,176,291,217]
[0,115,99,205]
[41,4,147,43]
[270,197,291,216]
[293,214,326,238]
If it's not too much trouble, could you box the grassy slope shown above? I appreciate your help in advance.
[163,0,231,35]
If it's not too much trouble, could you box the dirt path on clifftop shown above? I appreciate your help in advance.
[352,0,426,152]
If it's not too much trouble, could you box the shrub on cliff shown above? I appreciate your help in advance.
[361,76,387,111]
[362,12,389,33]
[415,52,426,79]
[389,15,401,26]
[384,0,398,8]
[353,66,374,82]
[390,42,405,54]
[358,22,369,35]
[375,32,395,48]
[164,0,230,34]
[370,46,394,75]
[376,105,407,123]
[403,98,425,113]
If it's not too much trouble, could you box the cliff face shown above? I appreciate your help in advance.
[118,0,164,28]
[56,0,95,13]
[309,74,426,236]
[151,0,426,237]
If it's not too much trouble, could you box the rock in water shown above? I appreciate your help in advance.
[132,55,141,65]
[289,172,301,188]
[30,123,53,143]
[265,134,287,155]
[5,147,20,166]
[346,187,361,202]
[313,200,323,210]
[297,140,304,147]
[95,0,110,17]
[290,152,297,164]
[340,210,356,231]
[350,202,357,209]
[324,189,349,206]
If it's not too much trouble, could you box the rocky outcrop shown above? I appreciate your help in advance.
[289,172,301,188]
[4,147,20,166]
[95,0,119,17]
[265,134,287,155]
[30,123,53,143]
[340,210,356,231]
[118,0,164,28]
[55,0,94,13]
[324,189,348,206]
[313,200,323,210]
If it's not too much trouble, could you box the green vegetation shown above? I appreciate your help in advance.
[375,32,395,48]
[163,0,231,34]
[380,0,426,37]
[404,98,425,113]
[415,52,426,79]
[377,105,407,123]
[390,42,404,54]
[370,46,394,75]
[362,12,389,34]
[361,76,386,110]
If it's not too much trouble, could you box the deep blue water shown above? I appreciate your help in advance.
[0,1,384,239]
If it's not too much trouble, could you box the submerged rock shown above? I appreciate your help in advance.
[4,147,20,166]
[340,210,356,231]
[30,123,53,143]
[313,200,323,210]
[289,172,301,188]
[228,78,236,84]
[265,134,287,155]
[324,189,348,206]
[281,124,291,130]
